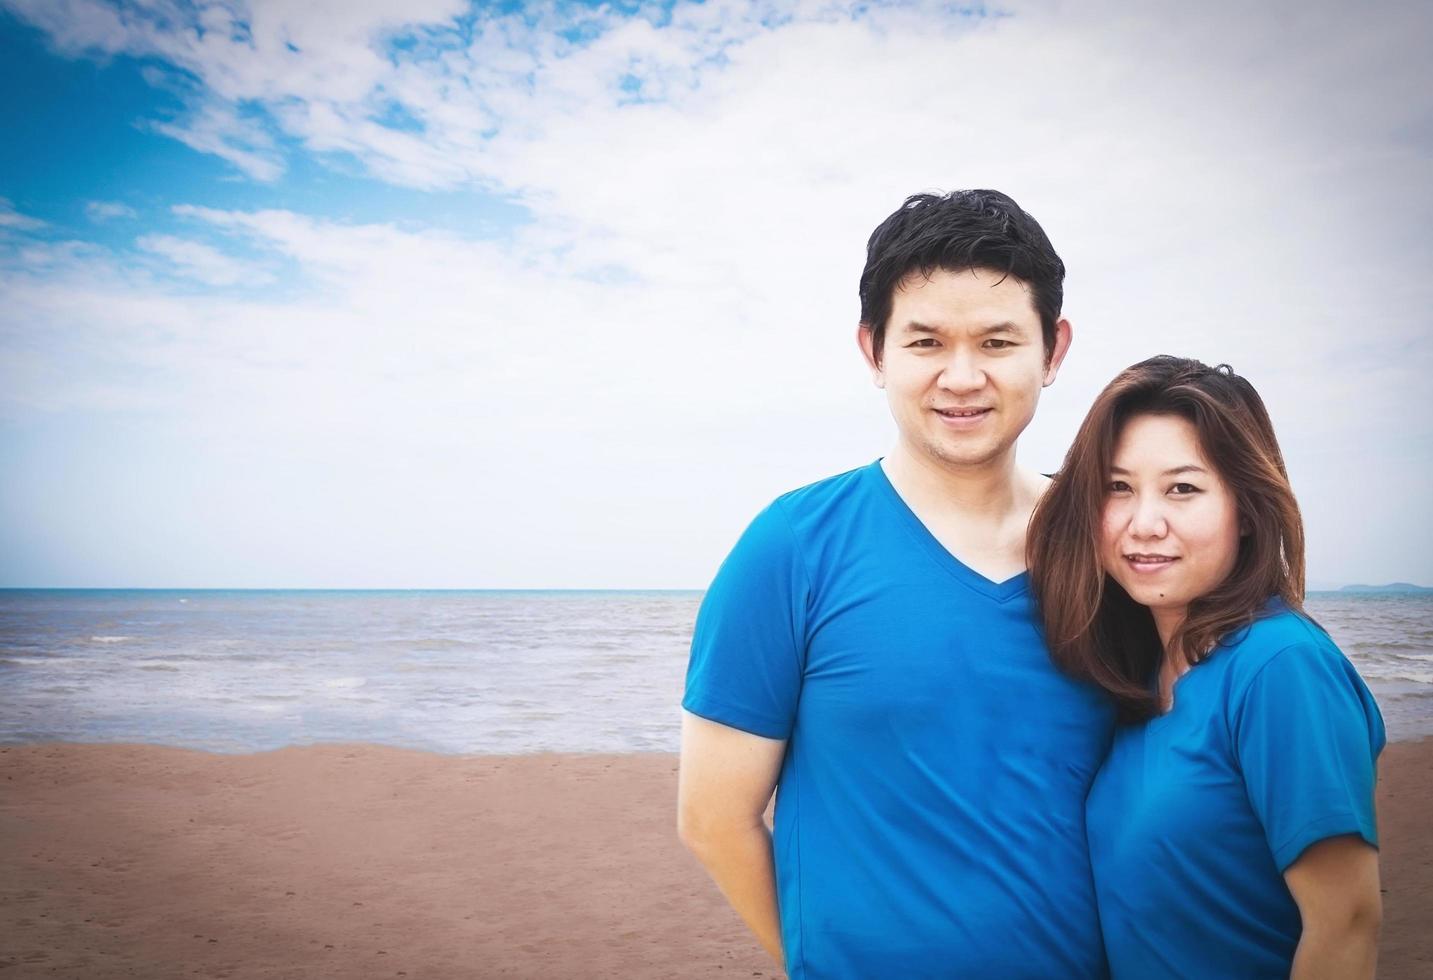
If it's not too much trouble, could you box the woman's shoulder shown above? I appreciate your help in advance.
[1217,601,1385,756]
[1217,601,1347,687]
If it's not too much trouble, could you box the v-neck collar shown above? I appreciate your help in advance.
[867,459,1031,604]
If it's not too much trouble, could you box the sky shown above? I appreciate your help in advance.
[1,0,1430,589]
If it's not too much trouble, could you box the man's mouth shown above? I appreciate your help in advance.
[934,407,992,419]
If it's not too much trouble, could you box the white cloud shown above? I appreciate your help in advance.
[1,0,134,54]
[2,0,1431,586]
[85,200,138,222]
[136,233,274,286]
[4,0,470,180]
[0,198,45,230]
[149,99,287,182]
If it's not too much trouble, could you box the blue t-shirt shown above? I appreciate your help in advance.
[683,462,1116,979]
[1086,603,1385,979]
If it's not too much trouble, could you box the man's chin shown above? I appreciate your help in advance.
[920,439,1010,471]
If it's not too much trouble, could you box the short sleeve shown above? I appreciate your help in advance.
[681,500,810,740]
[1231,640,1386,871]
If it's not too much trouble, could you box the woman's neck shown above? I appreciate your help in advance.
[1153,606,1185,657]
[1154,607,1194,706]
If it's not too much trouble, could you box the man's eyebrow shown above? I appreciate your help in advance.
[973,321,1027,337]
[897,321,1028,336]
[1109,465,1210,476]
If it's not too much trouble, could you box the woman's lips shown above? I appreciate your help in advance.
[1124,554,1179,573]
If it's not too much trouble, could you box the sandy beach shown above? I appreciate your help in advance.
[2,740,1429,980]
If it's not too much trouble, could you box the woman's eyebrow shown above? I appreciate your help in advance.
[1108,464,1208,476]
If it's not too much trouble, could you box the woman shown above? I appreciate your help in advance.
[1028,355,1384,978]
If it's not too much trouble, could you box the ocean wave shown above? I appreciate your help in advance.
[2,590,1427,750]
[382,637,476,651]
[1347,641,1433,656]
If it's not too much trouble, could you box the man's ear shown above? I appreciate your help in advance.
[1042,317,1074,387]
[857,324,885,388]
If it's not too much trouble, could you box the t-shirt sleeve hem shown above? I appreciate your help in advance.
[681,693,792,741]
[1272,812,1379,872]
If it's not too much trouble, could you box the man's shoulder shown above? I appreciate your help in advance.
[769,461,879,519]
[729,462,881,565]
[709,463,884,596]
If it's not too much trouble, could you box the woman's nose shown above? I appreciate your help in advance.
[1129,495,1168,539]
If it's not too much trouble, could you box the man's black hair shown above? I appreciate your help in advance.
[858,189,1065,364]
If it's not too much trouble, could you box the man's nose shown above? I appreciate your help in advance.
[937,351,985,392]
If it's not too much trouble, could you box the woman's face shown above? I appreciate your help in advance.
[1101,414,1242,631]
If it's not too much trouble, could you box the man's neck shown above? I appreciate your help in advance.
[880,441,1028,520]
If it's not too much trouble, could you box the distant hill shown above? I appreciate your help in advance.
[1336,582,1433,595]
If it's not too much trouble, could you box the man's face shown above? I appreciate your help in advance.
[859,267,1070,472]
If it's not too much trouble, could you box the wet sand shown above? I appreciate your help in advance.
[2,740,1428,978]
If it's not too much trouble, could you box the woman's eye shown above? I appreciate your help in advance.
[1107,480,1131,493]
[1170,483,1201,495]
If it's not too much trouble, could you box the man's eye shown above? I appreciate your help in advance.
[907,338,940,348]
[984,339,1014,349]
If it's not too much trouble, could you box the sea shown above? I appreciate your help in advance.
[1,589,1430,753]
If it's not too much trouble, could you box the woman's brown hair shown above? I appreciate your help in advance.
[1027,355,1307,722]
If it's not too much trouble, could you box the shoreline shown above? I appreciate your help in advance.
[3,739,1429,978]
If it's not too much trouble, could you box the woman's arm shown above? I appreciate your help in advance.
[1284,834,1381,980]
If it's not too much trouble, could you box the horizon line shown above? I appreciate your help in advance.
[0,586,709,593]
[0,585,1428,593]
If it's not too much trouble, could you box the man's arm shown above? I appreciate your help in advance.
[677,710,787,968]
[1284,834,1381,979]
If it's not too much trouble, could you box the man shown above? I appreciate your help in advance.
[677,190,1116,978]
